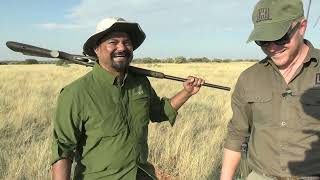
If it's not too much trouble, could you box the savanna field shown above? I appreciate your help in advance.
[0,62,254,180]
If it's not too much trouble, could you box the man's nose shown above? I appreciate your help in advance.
[116,42,127,50]
[265,42,282,52]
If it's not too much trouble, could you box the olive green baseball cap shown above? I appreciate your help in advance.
[247,0,304,43]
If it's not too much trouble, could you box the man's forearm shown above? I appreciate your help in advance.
[169,89,192,111]
[220,149,241,180]
[52,158,72,180]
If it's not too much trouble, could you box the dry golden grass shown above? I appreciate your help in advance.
[0,62,254,180]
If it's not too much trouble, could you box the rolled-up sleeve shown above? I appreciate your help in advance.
[224,74,252,152]
[149,87,178,126]
[51,87,83,165]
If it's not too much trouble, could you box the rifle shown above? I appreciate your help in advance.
[6,41,231,91]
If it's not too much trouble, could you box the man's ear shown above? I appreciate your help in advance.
[94,47,100,57]
[299,18,308,35]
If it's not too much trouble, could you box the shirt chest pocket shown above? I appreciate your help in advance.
[87,107,128,138]
[300,88,320,125]
[245,92,273,127]
[129,94,150,126]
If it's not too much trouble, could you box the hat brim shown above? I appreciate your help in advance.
[83,22,146,56]
[246,20,293,43]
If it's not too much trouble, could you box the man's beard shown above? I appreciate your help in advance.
[111,51,133,71]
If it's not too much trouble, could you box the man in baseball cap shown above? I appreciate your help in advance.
[221,0,320,179]
[247,0,304,43]
[51,17,205,180]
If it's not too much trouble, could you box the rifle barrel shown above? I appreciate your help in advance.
[164,75,231,91]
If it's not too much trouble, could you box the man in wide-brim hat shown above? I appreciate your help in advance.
[51,17,205,180]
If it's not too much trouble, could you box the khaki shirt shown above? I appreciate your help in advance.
[225,40,320,176]
[51,64,177,180]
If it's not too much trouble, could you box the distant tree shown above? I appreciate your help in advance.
[41,60,57,64]
[248,59,259,62]
[152,58,162,63]
[24,59,39,64]
[56,59,65,66]
[211,58,222,63]
[222,59,232,63]
[201,57,210,62]
[56,59,71,67]
[174,56,187,63]
[141,57,153,63]
[163,58,174,63]
[188,58,199,62]
[188,57,210,63]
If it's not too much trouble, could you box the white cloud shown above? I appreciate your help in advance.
[35,0,262,33]
[60,0,256,32]
[37,23,83,30]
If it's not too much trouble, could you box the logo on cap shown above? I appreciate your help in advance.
[256,8,272,22]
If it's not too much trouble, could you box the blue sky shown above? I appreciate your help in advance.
[1,0,319,61]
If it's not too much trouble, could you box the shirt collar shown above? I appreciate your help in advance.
[92,63,120,86]
[303,39,319,66]
[260,57,270,66]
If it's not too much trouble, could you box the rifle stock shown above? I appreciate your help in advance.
[6,41,231,91]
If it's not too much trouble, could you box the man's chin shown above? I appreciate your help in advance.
[270,52,288,63]
[272,57,292,68]
[112,62,130,72]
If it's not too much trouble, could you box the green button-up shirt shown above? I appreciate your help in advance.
[225,40,320,176]
[51,64,178,180]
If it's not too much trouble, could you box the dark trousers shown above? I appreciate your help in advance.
[136,168,153,180]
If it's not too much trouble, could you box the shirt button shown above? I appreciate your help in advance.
[281,121,286,127]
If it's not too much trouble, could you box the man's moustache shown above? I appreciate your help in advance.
[111,51,132,58]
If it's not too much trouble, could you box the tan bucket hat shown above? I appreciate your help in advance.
[83,17,146,56]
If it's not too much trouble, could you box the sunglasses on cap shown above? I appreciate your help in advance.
[255,22,301,47]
